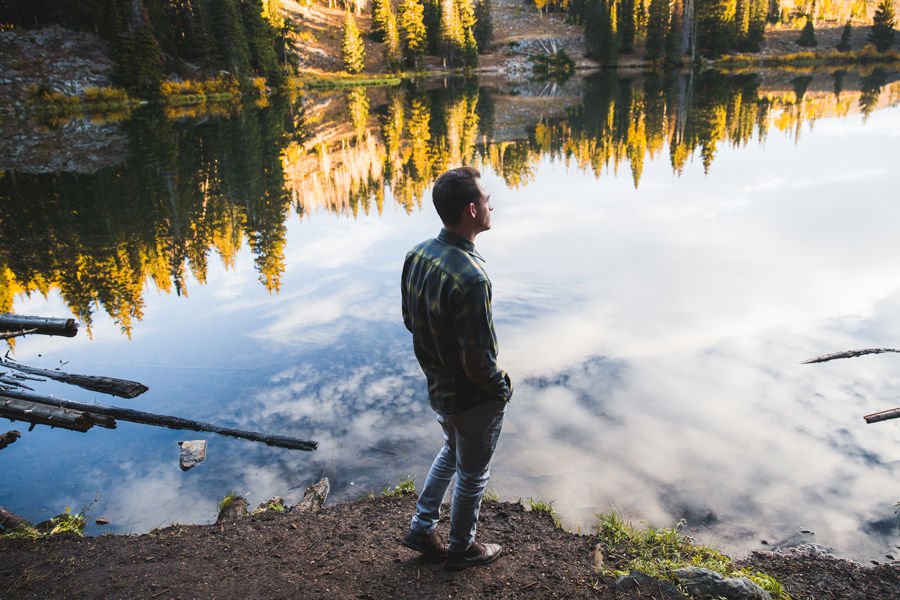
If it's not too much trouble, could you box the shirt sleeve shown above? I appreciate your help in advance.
[401,254,412,333]
[454,280,512,402]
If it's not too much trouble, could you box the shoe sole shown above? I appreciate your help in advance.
[445,550,503,571]
[401,538,448,558]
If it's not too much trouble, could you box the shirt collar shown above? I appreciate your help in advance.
[438,228,485,262]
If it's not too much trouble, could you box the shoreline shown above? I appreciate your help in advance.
[3,491,900,599]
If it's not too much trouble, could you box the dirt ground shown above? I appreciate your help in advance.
[2,496,900,599]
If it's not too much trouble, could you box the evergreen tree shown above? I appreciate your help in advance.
[382,2,403,71]
[696,0,736,58]
[240,0,284,84]
[837,20,852,51]
[636,0,648,33]
[463,25,479,66]
[473,0,494,51]
[210,0,253,75]
[747,0,766,44]
[664,0,682,63]
[645,0,669,60]
[398,0,428,66]
[733,0,750,48]
[439,0,465,65]
[371,0,391,42]
[796,17,817,47]
[868,0,897,52]
[341,12,366,73]
[422,0,442,54]
[584,0,604,58]
[619,0,636,53]
[600,0,619,65]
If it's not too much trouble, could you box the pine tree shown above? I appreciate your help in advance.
[836,20,852,51]
[371,0,391,42]
[342,12,366,73]
[422,0,442,54]
[696,0,736,58]
[600,0,619,66]
[645,0,669,60]
[211,0,253,76]
[439,0,465,65]
[584,0,604,58]
[733,0,750,48]
[868,0,897,52]
[240,0,284,85]
[636,0,648,33]
[463,25,479,66]
[473,0,494,51]
[747,0,766,43]
[382,2,403,71]
[619,0,636,53]
[398,0,427,66]
[796,17,817,47]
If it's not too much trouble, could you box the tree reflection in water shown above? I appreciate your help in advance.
[1,69,898,335]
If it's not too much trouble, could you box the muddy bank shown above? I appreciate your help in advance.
[2,495,900,599]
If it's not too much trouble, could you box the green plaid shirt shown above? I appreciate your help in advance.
[402,229,512,416]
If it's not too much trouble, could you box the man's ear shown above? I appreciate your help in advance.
[467,202,477,218]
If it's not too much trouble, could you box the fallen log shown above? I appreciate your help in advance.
[864,407,900,424]
[801,348,900,364]
[0,388,318,451]
[0,506,28,531]
[0,429,21,449]
[0,358,148,399]
[0,397,116,432]
[0,314,78,337]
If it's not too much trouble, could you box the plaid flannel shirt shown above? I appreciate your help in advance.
[402,229,512,417]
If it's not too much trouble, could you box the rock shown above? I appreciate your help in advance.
[671,566,771,600]
[615,571,686,599]
[96,517,111,525]
[216,496,248,523]
[177,440,207,471]
[291,478,330,514]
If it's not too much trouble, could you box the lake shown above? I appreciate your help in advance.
[2,67,900,562]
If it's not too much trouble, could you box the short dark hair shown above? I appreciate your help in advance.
[432,167,483,226]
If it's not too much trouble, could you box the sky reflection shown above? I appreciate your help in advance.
[2,103,900,563]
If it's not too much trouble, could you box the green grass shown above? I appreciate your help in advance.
[217,490,238,513]
[527,496,562,528]
[382,475,417,498]
[483,489,500,502]
[593,510,789,600]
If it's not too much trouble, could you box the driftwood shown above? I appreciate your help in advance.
[0,388,318,451]
[0,314,78,337]
[0,375,35,390]
[0,397,116,432]
[0,358,148,399]
[291,478,330,514]
[0,429,21,449]
[801,348,900,364]
[864,408,900,424]
[0,506,28,531]
[0,328,38,340]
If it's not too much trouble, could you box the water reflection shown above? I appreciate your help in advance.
[2,69,900,561]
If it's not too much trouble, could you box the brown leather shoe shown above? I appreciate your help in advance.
[445,541,503,571]
[401,529,449,557]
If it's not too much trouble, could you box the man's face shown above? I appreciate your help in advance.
[472,178,492,233]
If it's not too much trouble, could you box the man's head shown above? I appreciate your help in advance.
[432,167,492,238]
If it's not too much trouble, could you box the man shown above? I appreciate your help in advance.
[400,166,513,571]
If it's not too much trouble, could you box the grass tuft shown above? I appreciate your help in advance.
[593,510,789,599]
[382,475,416,498]
[527,496,562,528]
[217,490,238,513]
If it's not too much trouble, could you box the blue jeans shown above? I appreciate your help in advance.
[410,399,507,553]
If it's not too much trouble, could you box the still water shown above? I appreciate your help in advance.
[2,69,900,561]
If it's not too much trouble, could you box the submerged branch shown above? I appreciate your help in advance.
[800,348,900,364]
[0,328,38,340]
[0,388,318,451]
[0,358,148,399]
[864,408,900,424]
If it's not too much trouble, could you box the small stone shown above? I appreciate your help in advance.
[671,567,770,600]
[96,517,110,525]
[177,440,207,471]
[760,540,768,544]
[886,554,895,560]
[799,529,813,534]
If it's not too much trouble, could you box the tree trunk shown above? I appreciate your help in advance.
[0,506,28,531]
[0,388,318,451]
[0,314,78,337]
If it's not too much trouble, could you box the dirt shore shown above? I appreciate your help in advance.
[3,496,900,599]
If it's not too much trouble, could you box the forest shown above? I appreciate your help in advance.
[2,69,897,336]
